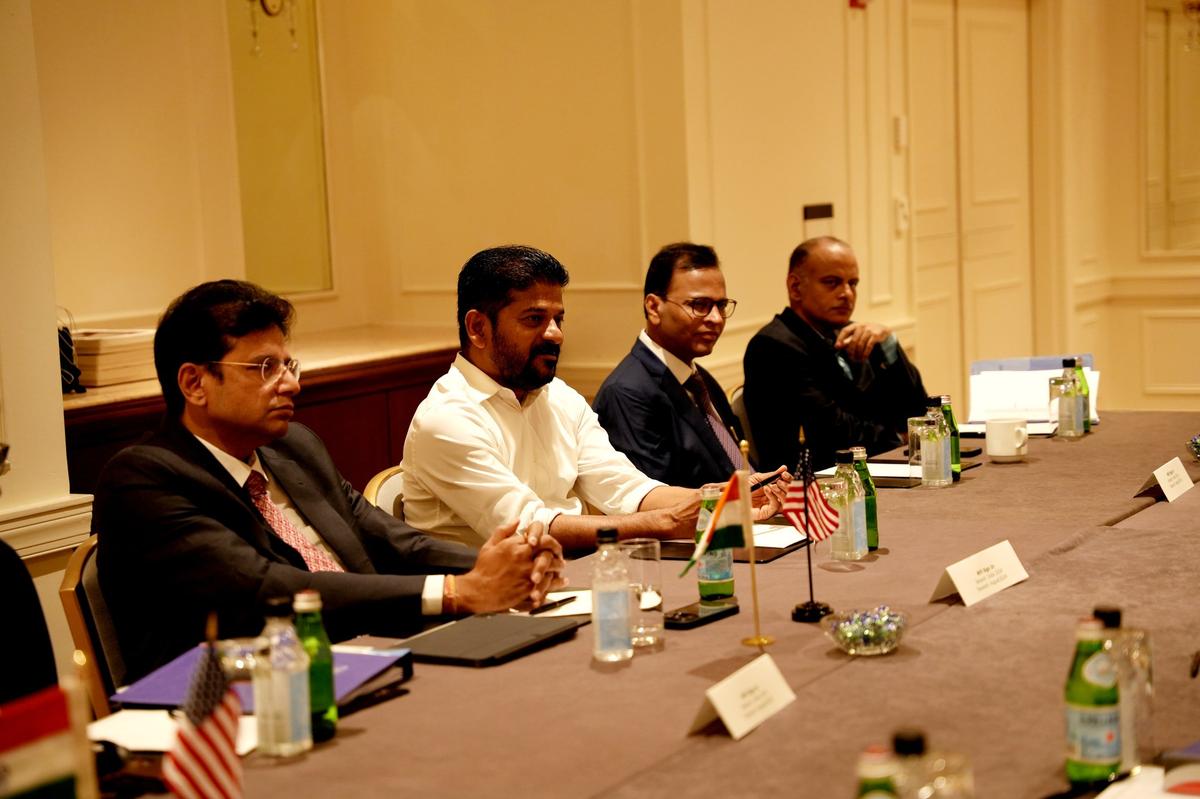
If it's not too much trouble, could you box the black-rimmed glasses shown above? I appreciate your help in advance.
[662,297,738,319]
[208,357,302,384]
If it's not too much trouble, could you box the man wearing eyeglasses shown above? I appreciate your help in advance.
[93,280,563,681]
[594,243,766,487]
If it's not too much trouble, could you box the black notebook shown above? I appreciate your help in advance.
[402,613,580,667]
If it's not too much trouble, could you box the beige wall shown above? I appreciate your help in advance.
[1034,0,1200,411]
[17,0,1200,409]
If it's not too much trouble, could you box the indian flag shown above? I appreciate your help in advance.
[0,682,97,799]
[680,471,751,576]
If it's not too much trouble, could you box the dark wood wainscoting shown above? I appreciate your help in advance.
[64,347,456,494]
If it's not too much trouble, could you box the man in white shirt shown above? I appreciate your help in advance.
[400,246,785,550]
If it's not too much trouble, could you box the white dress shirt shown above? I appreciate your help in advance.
[637,329,694,385]
[194,433,444,614]
[400,354,664,546]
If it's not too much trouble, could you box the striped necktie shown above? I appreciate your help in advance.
[684,373,743,471]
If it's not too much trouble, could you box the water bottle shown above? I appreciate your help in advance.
[294,589,337,743]
[919,414,951,487]
[939,394,961,480]
[1065,617,1120,786]
[851,446,879,551]
[1054,360,1084,438]
[591,528,633,663]
[892,729,928,799]
[255,596,313,756]
[1073,357,1092,433]
[1094,605,1152,773]
[925,398,953,481]
[832,450,868,560]
[696,486,734,601]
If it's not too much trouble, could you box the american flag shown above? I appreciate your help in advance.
[162,642,243,799]
[782,445,839,542]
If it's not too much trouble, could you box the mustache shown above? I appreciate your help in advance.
[531,343,561,359]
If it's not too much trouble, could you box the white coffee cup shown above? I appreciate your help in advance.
[986,418,1028,462]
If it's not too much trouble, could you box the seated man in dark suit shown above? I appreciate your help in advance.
[594,243,785,487]
[93,280,563,681]
[743,237,928,472]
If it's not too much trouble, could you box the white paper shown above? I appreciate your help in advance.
[88,709,257,755]
[929,540,1029,607]
[967,368,1100,424]
[688,654,796,741]
[816,463,919,478]
[1152,456,1195,503]
[752,523,805,548]
[959,421,1057,437]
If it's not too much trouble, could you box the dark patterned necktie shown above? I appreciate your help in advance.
[245,471,343,572]
[684,374,743,470]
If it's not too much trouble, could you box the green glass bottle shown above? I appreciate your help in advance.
[855,744,900,797]
[293,589,337,743]
[939,394,961,480]
[1065,618,1120,786]
[1073,357,1091,433]
[851,447,879,551]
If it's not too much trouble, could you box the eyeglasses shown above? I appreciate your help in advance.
[208,357,302,384]
[662,297,738,319]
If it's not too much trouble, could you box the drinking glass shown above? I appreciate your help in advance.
[618,538,663,647]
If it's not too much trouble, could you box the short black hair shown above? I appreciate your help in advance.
[643,243,719,318]
[788,236,848,273]
[154,280,294,416]
[456,246,570,350]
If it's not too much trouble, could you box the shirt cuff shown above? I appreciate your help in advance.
[525,506,563,538]
[421,575,445,616]
[879,334,900,365]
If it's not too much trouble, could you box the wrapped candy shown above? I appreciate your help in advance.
[825,605,908,656]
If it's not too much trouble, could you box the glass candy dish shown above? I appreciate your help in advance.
[825,606,907,656]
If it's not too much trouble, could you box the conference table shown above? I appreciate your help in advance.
[243,411,1200,799]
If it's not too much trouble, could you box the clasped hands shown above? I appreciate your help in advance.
[455,520,566,614]
[834,322,890,362]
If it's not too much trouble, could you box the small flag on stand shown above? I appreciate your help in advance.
[782,480,839,542]
[162,631,243,799]
[680,471,751,576]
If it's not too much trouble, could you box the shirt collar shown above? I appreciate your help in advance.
[452,352,545,409]
[638,330,695,386]
[193,433,267,489]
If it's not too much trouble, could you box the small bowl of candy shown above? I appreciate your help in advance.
[1188,434,1200,463]
[825,606,907,656]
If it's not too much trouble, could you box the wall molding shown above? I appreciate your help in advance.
[0,494,92,558]
[1073,270,1200,308]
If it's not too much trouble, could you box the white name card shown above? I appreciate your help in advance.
[688,654,796,741]
[1153,457,1194,503]
[930,539,1029,607]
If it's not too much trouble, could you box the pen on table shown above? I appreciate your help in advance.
[529,595,576,615]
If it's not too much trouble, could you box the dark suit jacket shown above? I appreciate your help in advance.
[593,338,745,488]
[743,308,928,472]
[93,420,476,682]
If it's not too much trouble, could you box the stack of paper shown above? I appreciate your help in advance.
[73,329,155,387]
[960,366,1100,435]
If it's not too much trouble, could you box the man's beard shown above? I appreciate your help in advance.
[493,331,560,393]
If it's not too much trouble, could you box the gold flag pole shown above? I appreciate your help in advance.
[739,440,774,650]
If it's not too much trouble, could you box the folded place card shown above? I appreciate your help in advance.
[930,540,1029,607]
[1153,457,1194,503]
[688,653,796,741]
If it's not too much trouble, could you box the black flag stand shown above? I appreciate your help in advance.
[792,427,832,623]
